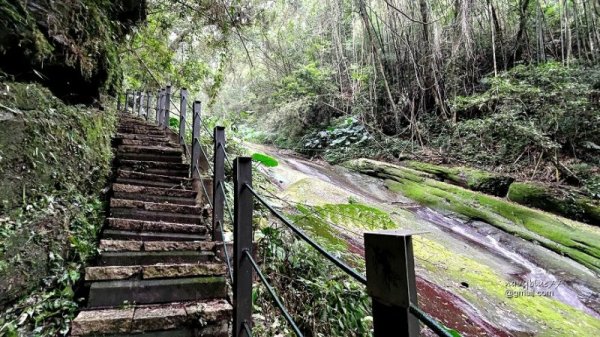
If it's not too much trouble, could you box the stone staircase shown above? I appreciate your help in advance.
[71,113,231,336]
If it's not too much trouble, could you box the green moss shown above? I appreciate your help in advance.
[403,160,514,197]
[346,159,600,274]
[0,81,116,335]
[413,238,600,336]
[292,202,398,250]
[508,182,600,225]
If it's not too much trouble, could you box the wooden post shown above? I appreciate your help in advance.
[364,230,422,337]
[191,101,201,179]
[145,91,151,120]
[137,91,144,117]
[164,85,172,129]
[117,92,122,111]
[233,157,253,337]
[179,88,188,145]
[213,126,226,241]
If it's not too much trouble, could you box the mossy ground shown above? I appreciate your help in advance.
[345,159,600,274]
[0,81,116,336]
[272,155,600,336]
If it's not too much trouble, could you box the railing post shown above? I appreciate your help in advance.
[137,91,144,117]
[213,126,226,241]
[159,89,164,126]
[117,92,122,111]
[124,90,130,113]
[191,101,201,179]
[164,85,172,129]
[364,230,421,337]
[132,90,138,115]
[179,88,188,145]
[155,90,160,123]
[145,91,151,120]
[233,157,253,337]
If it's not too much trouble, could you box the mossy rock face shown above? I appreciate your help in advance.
[0,1,146,103]
[508,182,600,225]
[344,158,600,274]
[0,81,116,306]
[403,160,514,197]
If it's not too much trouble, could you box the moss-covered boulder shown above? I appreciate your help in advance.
[0,81,115,307]
[508,182,600,225]
[0,1,146,103]
[403,161,514,197]
[343,158,600,274]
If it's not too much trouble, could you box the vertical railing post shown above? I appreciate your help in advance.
[213,126,226,241]
[179,88,188,145]
[191,101,201,179]
[145,91,151,120]
[233,157,253,337]
[132,90,138,115]
[137,91,144,117]
[364,230,421,337]
[155,90,160,123]
[117,92,122,111]
[159,88,165,127]
[164,85,172,129]
[124,90,130,113]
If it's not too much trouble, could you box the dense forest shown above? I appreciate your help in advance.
[1,0,599,336]
[121,0,599,195]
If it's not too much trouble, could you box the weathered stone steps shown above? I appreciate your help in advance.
[110,199,202,215]
[85,263,225,281]
[87,277,227,307]
[72,112,230,336]
[117,170,190,186]
[110,208,204,225]
[106,219,207,235]
[102,230,209,242]
[100,240,217,252]
[98,251,215,266]
[71,299,231,336]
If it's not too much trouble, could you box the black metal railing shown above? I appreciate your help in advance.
[117,88,454,337]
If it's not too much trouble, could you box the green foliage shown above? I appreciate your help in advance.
[251,153,279,167]
[253,226,372,337]
[0,81,114,336]
[444,62,600,167]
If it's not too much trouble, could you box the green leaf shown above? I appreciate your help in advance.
[251,153,279,167]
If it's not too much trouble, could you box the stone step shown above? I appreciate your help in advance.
[85,263,225,281]
[86,277,227,307]
[100,240,217,252]
[114,133,170,141]
[117,128,167,137]
[112,191,196,206]
[110,199,202,215]
[114,178,190,190]
[112,184,196,198]
[106,218,207,235]
[110,208,205,225]
[98,251,215,266]
[116,152,183,163]
[116,170,190,186]
[116,161,190,178]
[120,138,180,148]
[71,299,231,336]
[118,145,183,156]
[102,230,209,242]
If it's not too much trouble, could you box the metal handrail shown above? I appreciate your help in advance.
[243,250,304,337]
[410,304,454,337]
[244,184,367,285]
